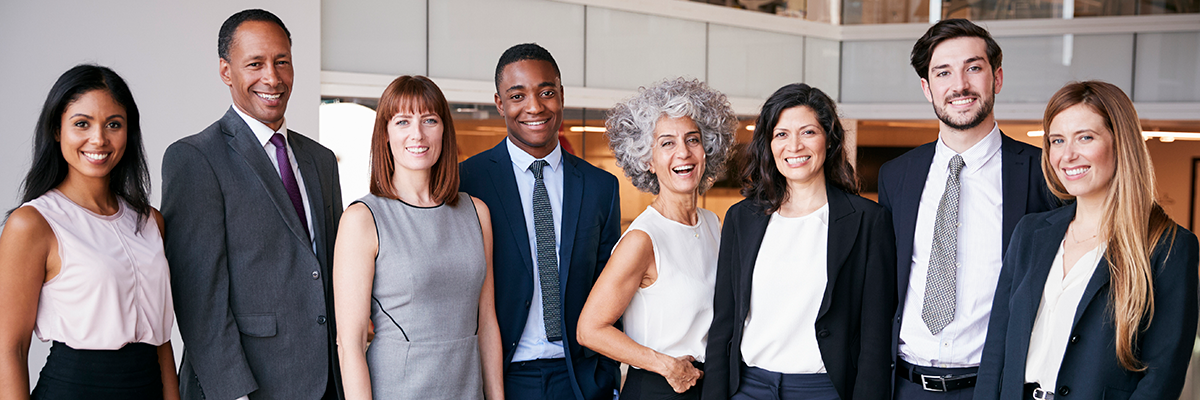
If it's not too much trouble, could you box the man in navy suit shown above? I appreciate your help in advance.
[459,43,622,400]
[878,19,1057,399]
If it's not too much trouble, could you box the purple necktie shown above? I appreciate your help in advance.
[269,133,309,239]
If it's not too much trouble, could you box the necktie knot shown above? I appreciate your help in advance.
[270,133,287,149]
[949,154,965,176]
[529,159,549,180]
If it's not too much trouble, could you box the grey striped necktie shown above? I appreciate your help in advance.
[529,159,562,342]
[922,154,965,335]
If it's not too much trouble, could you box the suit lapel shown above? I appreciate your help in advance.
[818,185,860,320]
[738,206,773,307]
[1001,133,1032,254]
[221,108,311,247]
[559,154,584,294]
[1012,205,1075,358]
[487,143,535,277]
[897,144,935,299]
[293,133,325,257]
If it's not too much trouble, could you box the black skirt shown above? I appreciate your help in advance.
[621,361,703,400]
[31,341,163,400]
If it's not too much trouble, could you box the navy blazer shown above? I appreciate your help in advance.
[702,184,897,400]
[975,204,1200,400]
[877,132,1058,368]
[459,140,622,400]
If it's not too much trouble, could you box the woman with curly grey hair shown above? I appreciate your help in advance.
[577,78,736,400]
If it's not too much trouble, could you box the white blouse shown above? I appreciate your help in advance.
[741,204,829,374]
[621,206,720,364]
[27,190,174,350]
[1024,241,1105,389]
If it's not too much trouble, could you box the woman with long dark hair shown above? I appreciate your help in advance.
[0,64,178,399]
[975,81,1199,400]
[333,75,503,399]
[703,83,895,400]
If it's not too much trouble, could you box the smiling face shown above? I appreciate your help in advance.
[494,59,563,159]
[771,106,827,189]
[1047,104,1116,204]
[221,20,293,131]
[59,89,128,183]
[648,116,706,196]
[387,108,444,174]
[922,36,1003,132]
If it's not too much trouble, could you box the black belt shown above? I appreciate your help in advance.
[896,360,978,392]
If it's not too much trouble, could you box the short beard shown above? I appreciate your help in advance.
[933,91,995,131]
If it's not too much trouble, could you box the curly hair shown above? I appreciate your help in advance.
[605,78,737,195]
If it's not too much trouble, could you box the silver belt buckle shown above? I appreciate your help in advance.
[920,375,947,392]
[1032,388,1054,400]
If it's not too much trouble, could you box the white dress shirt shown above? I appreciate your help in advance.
[899,123,1004,367]
[742,204,829,373]
[1025,242,1104,389]
[506,138,567,362]
[232,105,314,248]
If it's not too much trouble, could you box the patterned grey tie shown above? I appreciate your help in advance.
[530,160,562,342]
[922,154,965,335]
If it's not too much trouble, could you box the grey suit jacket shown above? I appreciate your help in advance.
[162,107,343,400]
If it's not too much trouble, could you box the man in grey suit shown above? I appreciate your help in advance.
[161,9,342,400]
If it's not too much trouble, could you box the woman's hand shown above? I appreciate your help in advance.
[655,353,703,393]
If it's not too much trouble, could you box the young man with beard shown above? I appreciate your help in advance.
[877,19,1058,399]
[459,43,622,400]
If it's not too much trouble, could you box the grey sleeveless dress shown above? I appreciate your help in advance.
[356,193,486,399]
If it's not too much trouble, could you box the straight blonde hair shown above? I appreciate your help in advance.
[1041,81,1177,371]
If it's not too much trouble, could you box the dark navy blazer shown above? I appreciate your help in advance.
[459,140,622,400]
[702,184,897,400]
[975,203,1199,400]
[877,132,1059,371]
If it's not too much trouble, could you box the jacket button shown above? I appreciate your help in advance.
[896,316,902,323]
[817,329,830,338]
[1069,335,1079,344]
[525,300,531,307]
[1058,386,1069,395]
[312,270,320,279]
[317,315,327,324]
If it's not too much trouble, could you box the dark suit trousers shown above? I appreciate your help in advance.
[622,361,703,400]
[731,365,839,400]
[506,358,575,400]
[894,363,977,400]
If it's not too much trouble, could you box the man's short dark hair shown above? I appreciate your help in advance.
[494,43,562,91]
[910,19,1002,81]
[218,9,292,61]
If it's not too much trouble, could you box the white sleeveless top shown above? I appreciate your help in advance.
[620,206,719,364]
[26,190,173,349]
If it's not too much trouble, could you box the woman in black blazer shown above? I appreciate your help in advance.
[975,81,1199,400]
[701,83,896,400]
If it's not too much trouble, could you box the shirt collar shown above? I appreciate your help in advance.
[506,137,563,172]
[232,104,288,148]
[934,122,1001,174]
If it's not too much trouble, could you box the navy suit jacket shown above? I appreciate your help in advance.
[703,184,897,400]
[459,140,622,400]
[877,133,1058,371]
[975,204,1199,400]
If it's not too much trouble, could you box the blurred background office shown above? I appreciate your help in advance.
[2,0,1198,395]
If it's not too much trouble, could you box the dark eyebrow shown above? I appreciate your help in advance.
[107,114,126,120]
[504,84,526,93]
[536,82,556,89]
[964,56,985,65]
[69,113,93,120]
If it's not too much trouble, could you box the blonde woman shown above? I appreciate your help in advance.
[976,81,1199,400]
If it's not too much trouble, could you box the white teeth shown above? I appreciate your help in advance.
[257,92,281,100]
[672,165,695,173]
[522,120,547,126]
[785,156,811,164]
[1065,166,1089,176]
[407,146,429,154]
[950,98,973,105]
[83,152,109,161]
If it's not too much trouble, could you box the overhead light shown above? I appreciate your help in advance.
[746,125,756,131]
[1027,130,1200,142]
[569,126,606,133]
